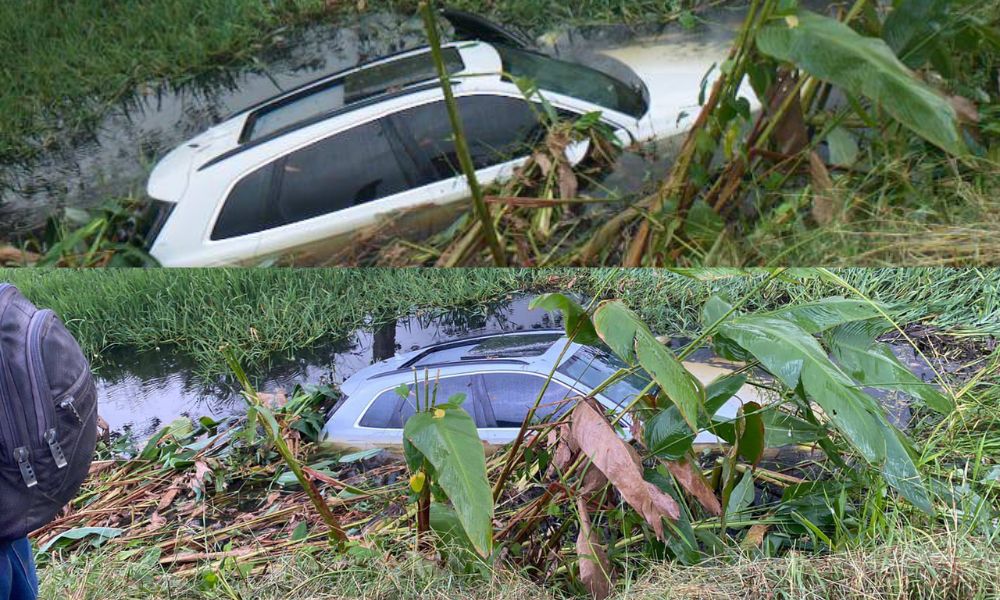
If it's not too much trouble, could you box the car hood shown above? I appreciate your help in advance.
[600,39,760,138]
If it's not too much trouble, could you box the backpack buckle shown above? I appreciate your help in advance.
[44,428,68,469]
[14,447,37,488]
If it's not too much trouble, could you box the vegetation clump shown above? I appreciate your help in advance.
[32,274,999,599]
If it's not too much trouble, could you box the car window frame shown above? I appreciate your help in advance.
[353,369,589,433]
[202,88,627,245]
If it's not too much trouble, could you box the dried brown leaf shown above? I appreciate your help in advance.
[0,245,40,265]
[257,389,287,410]
[570,400,679,539]
[742,523,770,549]
[809,151,839,225]
[767,70,809,156]
[663,458,722,516]
[533,152,553,176]
[157,486,181,511]
[576,498,612,600]
[189,460,212,495]
[949,96,979,124]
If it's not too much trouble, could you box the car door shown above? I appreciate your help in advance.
[475,372,580,444]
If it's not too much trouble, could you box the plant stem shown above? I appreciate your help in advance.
[419,0,506,266]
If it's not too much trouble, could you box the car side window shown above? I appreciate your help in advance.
[479,373,576,428]
[211,163,276,240]
[391,95,544,183]
[273,119,411,228]
[359,375,488,428]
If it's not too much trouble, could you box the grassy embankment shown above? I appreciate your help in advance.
[3,268,998,373]
[0,0,698,165]
[22,268,999,599]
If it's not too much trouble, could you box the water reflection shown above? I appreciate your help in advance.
[94,295,561,437]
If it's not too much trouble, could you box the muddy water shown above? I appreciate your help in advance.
[0,5,759,235]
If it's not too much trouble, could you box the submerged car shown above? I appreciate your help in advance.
[145,28,745,266]
[320,330,760,450]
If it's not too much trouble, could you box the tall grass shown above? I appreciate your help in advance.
[2,268,997,372]
[38,528,999,599]
[0,268,549,370]
[0,0,332,163]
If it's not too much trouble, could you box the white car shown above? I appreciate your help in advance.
[320,330,761,450]
[144,34,742,266]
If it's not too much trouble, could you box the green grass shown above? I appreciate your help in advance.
[0,0,699,165]
[2,268,997,373]
[0,0,333,163]
[37,532,999,599]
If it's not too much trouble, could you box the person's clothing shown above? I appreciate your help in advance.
[0,538,37,600]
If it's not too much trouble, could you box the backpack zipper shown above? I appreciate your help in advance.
[0,284,37,487]
[27,309,66,469]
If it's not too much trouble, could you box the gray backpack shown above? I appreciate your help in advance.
[0,283,97,541]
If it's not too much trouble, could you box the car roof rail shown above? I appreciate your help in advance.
[367,358,529,380]
[197,80,459,172]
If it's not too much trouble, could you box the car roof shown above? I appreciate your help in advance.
[188,41,501,173]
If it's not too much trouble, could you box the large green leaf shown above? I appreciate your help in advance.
[529,293,600,345]
[38,527,123,552]
[759,297,882,334]
[404,406,493,556]
[593,301,705,431]
[756,10,965,155]
[644,374,748,459]
[717,315,932,513]
[826,322,954,414]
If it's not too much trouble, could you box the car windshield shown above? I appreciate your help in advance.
[556,345,651,408]
[495,45,648,118]
[244,49,465,142]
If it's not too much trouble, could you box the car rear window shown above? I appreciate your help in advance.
[243,49,465,143]
[495,45,648,118]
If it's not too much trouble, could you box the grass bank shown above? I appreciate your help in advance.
[39,534,998,599]
[0,0,702,165]
[2,268,997,372]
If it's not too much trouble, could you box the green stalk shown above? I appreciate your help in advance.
[224,350,347,543]
[419,0,506,266]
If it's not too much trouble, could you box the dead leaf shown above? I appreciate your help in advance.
[809,151,839,225]
[576,498,612,600]
[146,512,167,532]
[189,460,212,496]
[557,162,578,199]
[257,389,287,409]
[663,458,722,516]
[741,522,770,549]
[570,400,679,539]
[949,96,979,124]
[0,245,40,265]
[157,486,181,511]
[533,152,553,176]
[767,70,809,156]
